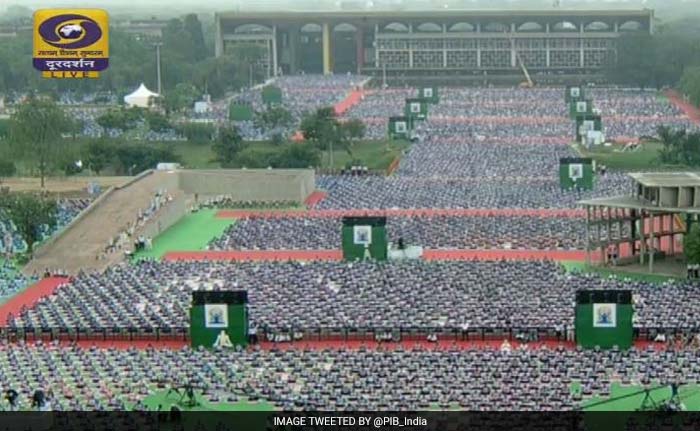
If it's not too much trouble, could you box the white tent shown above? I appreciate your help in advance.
[123,83,159,108]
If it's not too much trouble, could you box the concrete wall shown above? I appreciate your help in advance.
[32,170,157,258]
[177,169,315,203]
[137,195,189,241]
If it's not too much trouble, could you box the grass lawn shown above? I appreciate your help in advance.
[133,209,235,260]
[135,389,277,412]
[228,138,409,171]
[321,139,410,171]
[174,140,220,169]
[583,381,700,411]
[34,137,409,172]
[572,141,687,171]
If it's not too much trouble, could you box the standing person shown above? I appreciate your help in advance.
[248,324,258,345]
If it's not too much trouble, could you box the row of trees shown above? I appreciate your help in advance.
[1,98,369,186]
[680,67,700,107]
[608,32,700,89]
[656,125,700,167]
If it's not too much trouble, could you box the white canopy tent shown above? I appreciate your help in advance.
[123,83,160,108]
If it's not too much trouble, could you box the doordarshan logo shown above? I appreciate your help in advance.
[33,9,109,79]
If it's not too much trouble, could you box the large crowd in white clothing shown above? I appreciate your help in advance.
[9,260,700,335]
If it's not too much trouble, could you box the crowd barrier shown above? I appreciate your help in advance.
[0,325,688,344]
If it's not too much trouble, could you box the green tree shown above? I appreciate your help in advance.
[8,96,71,188]
[606,33,657,88]
[175,122,215,144]
[684,224,700,264]
[254,106,294,133]
[656,125,700,167]
[84,138,115,175]
[657,125,685,164]
[270,132,286,147]
[97,107,144,132]
[0,118,10,140]
[158,82,199,114]
[0,193,57,255]
[183,14,207,61]
[605,31,700,89]
[145,111,171,133]
[0,160,16,184]
[343,119,366,141]
[113,143,180,175]
[212,126,246,166]
[272,142,321,168]
[680,66,700,107]
[300,108,366,167]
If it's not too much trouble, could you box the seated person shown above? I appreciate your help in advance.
[213,330,233,348]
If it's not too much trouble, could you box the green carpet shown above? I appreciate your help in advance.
[136,389,277,412]
[0,258,36,305]
[583,382,700,411]
[561,261,681,284]
[133,209,235,260]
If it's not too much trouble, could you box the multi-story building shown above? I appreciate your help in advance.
[214,9,653,79]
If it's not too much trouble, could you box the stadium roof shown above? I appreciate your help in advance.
[217,9,653,20]
[629,172,700,188]
[578,195,700,214]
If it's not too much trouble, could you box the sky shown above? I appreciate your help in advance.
[2,0,700,16]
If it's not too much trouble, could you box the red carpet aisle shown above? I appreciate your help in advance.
[423,249,590,262]
[163,249,592,262]
[0,276,69,324]
[666,90,700,124]
[163,250,343,261]
[334,89,365,115]
[304,191,327,208]
[217,208,586,219]
[2,339,662,351]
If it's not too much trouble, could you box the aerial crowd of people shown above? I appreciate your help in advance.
[1,74,699,411]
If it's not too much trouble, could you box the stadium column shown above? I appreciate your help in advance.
[442,23,448,68]
[322,22,332,75]
[545,23,550,67]
[669,215,675,255]
[272,25,278,77]
[605,207,613,264]
[597,207,604,264]
[510,23,516,68]
[476,22,481,68]
[649,213,655,272]
[289,26,299,74]
[579,21,585,68]
[585,205,591,265]
[639,209,646,265]
[374,24,379,67]
[214,14,223,57]
[408,23,413,68]
[356,27,364,74]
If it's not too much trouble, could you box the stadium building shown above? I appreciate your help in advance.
[214,9,653,79]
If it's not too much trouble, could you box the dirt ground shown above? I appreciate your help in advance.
[0,176,132,195]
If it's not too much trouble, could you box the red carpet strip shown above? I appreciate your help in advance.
[666,90,700,124]
[164,250,343,261]
[217,208,585,219]
[334,90,365,115]
[0,277,69,325]
[304,191,327,208]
